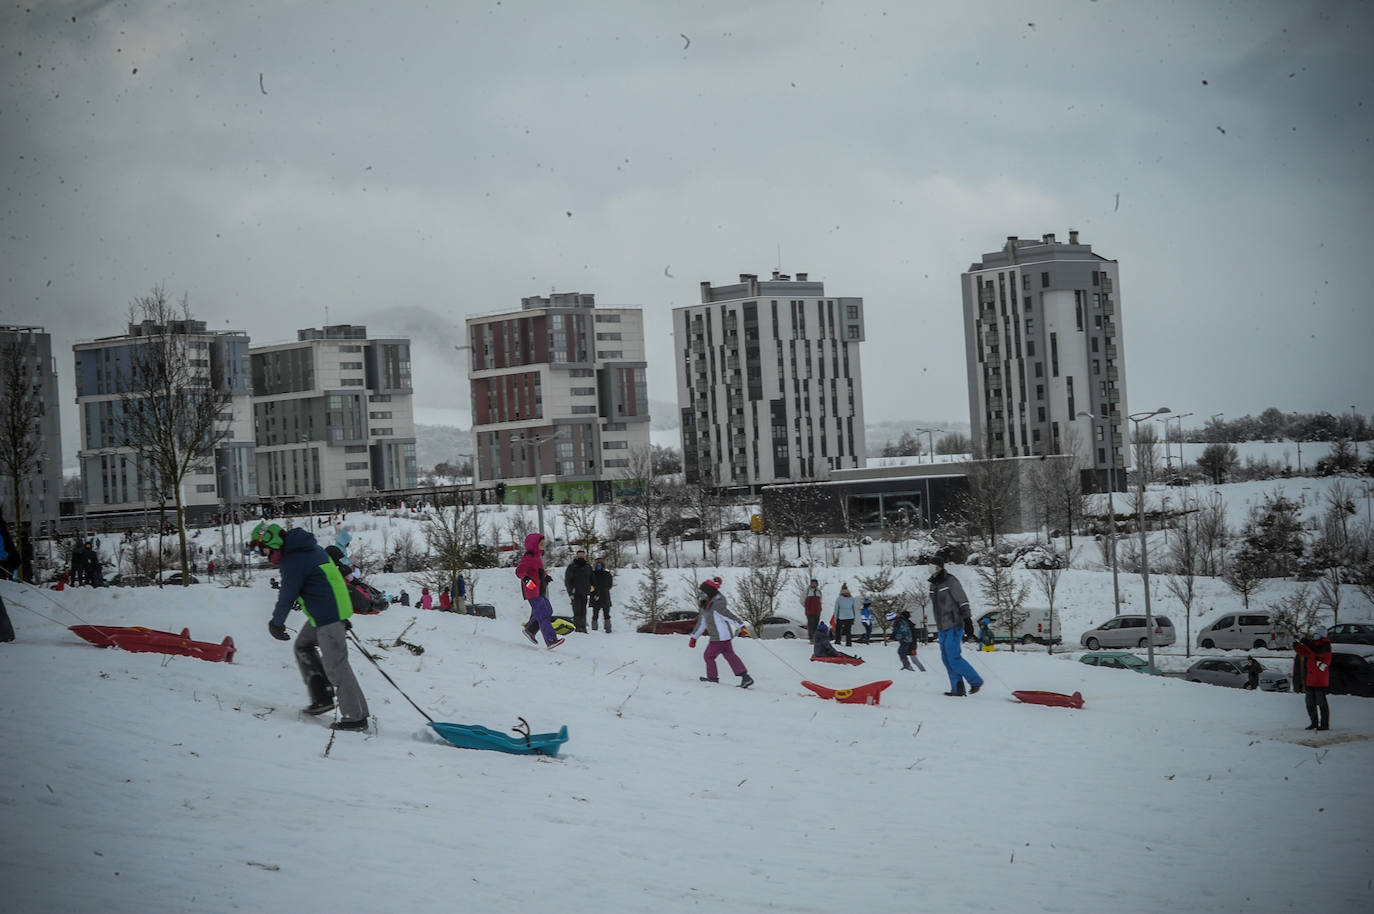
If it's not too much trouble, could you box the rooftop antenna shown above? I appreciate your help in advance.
[775,243,782,273]
[325,304,330,326]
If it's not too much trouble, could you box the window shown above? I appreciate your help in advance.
[604,458,629,468]
[571,405,597,414]
[1037,406,1046,422]
[369,411,392,419]
[345,445,367,453]
[339,361,363,370]
[602,440,627,449]
[603,422,627,431]
[347,477,371,487]
[597,350,623,359]
[1026,340,1035,357]
[1034,362,1043,378]
[1040,271,1050,288]
[594,313,621,323]
[846,305,859,319]
[373,427,393,436]
[195,483,216,493]
[595,332,622,341]
[340,344,362,353]
[1022,275,1029,291]
[1093,360,1100,375]
[341,378,364,386]
[345,461,369,470]
[847,326,859,339]
[570,387,596,396]
[368,394,392,403]
[1049,332,1059,377]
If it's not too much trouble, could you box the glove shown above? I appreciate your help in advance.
[268,621,290,641]
[738,626,750,638]
[689,637,697,648]
[963,619,976,640]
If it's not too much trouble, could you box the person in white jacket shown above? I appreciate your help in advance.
[689,579,755,688]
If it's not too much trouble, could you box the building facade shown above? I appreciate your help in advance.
[466,293,649,504]
[960,232,1127,490]
[674,272,867,493]
[72,320,256,525]
[0,325,64,534]
[249,325,416,506]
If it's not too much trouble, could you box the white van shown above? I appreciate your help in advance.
[978,607,1062,646]
[1196,612,1292,651]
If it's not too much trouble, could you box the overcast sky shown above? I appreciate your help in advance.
[4,0,1372,471]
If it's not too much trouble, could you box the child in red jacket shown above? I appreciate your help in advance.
[1292,625,1332,731]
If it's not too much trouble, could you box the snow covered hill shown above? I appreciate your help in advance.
[3,470,1372,913]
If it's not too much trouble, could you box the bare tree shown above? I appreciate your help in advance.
[732,561,794,633]
[116,288,234,584]
[960,458,1019,550]
[1222,544,1266,610]
[682,473,726,562]
[1031,558,1063,654]
[1315,565,1344,625]
[622,562,674,629]
[559,502,600,552]
[1163,514,1201,657]
[1132,421,1161,485]
[1268,588,1323,639]
[1194,493,1230,577]
[0,337,44,580]
[975,562,1031,650]
[902,572,932,640]
[855,565,904,632]
[418,491,477,592]
[615,445,668,563]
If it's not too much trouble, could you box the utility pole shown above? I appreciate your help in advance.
[512,430,563,544]
[1130,407,1170,674]
[1079,410,1120,616]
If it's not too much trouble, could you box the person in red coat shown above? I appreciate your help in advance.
[803,579,823,643]
[1292,625,1332,731]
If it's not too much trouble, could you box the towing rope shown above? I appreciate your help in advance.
[346,628,435,723]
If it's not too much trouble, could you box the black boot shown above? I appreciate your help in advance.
[944,683,967,697]
[700,676,719,683]
[739,672,754,689]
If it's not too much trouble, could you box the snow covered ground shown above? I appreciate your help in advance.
[3,470,1373,913]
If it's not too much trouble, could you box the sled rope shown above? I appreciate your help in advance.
[743,631,806,677]
[0,568,94,627]
[347,628,435,723]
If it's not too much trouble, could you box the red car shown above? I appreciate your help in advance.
[636,610,699,635]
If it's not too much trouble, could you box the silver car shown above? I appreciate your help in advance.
[1080,614,1176,650]
[1185,657,1290,692]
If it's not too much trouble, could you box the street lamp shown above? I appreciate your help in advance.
[1129,407,1170,673]
[1078,410,1121,616]
[457,451,480,547]
[916,428,937,463]
[1160,412,1192,474]
[511,430,563,543]
[300,435,315,528]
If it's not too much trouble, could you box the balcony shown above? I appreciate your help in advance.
[1100,297,1115,316]
[1100,276,1113,292]
[1106,345,1118,360]
[1102,320,1117,338]
[1107,388,1121,403]
[983,330,1000,347]
[1106,365,1119,382]
[979,286,995,305]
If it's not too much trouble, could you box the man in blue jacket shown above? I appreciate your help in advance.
[254,523,370,731]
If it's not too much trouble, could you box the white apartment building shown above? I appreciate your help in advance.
[73,320,256,525]
[0,325,64,534]
[960,231,1128,489]
[466,292,649,504]
[674,271,867,492]
[249,325,416,505]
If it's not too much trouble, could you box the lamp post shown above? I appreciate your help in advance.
[1130,407,1170,673]
[916,428,937,463]
[511,430,563,543]
[1078,410,1121,616]
[1160,412,1192,475]
[457,451,480,547]
[300,435,315,528]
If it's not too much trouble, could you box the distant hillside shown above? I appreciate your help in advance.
[415,424,473,470]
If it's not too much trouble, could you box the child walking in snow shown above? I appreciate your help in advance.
[690,579,753,688]
[516,533,565,649]
[890,610,926,672]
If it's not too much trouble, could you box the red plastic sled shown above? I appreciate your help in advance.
[801,679,893,705]
[810,655,865,666]
[1012,690,1084,709]
[70,625,236,663]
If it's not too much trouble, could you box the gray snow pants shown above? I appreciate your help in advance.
[295,620,369,723]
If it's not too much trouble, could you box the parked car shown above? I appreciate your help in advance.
[467,602,497,619]
[1078,651,1155,674]
[1196,612,1292,650]
[109,573,156,588]
[160,572,200,586]
[1327,622,1374,646]
[1329,644,1374,697]
[741,614,808,640]
[636,610,699,635]
[1080,614,1176,650]
[1185,657,1290,691]
[977,608,1062,645]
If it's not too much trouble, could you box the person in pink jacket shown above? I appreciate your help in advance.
[420,586,433,610]
[516,533,564,649]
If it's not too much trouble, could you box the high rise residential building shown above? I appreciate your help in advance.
[249,325,416,504]
[466,292,649,503]
[73,320,256,524]
[0,325,64,534]
[961,231,1127,488]
[674,271,867,492]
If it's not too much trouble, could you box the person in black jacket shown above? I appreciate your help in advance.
[563,548,593,633]
[589,559,614,632]
[254,522,370,732]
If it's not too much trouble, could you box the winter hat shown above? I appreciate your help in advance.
[840,583,851,595]
[863,597,872,606]
[886,612,898,621]
[699,579,720,594]
[1314,625,1328,640]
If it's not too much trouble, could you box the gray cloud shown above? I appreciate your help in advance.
[3,0,1372,470]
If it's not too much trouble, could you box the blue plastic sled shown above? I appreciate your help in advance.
[429,721,569,757]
